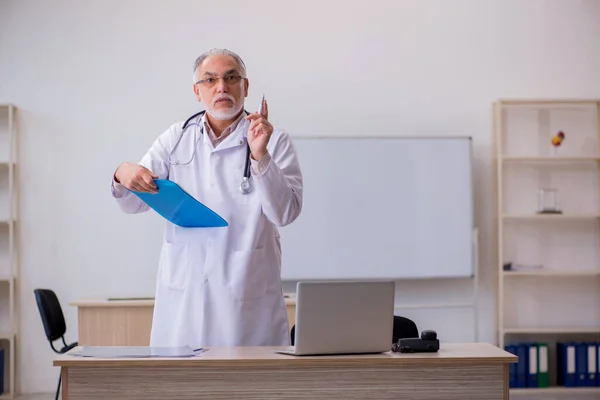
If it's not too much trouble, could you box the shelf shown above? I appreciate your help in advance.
[503,214,600,220]
[497,99,600,113]
[501,156,600,163]
[502,270,600,277]
[495,99,600,397]
[504,328,600,334]
[497,99,600,105]
[511,387,600,395]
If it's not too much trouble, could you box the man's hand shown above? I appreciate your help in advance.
[245,97,273,161]
[114,162,158,193]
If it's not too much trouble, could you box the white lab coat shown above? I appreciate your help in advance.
[110,114,303,348]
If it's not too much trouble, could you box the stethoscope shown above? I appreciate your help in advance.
[167,109,252,194]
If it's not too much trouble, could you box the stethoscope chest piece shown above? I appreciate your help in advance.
[240,177,251,194]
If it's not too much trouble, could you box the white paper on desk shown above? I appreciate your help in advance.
[74,346,205,358]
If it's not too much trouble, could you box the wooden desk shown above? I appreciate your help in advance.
[71,296,297,346]
[54,343,516,399]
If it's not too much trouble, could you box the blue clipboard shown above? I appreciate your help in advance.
[130,179,228,228]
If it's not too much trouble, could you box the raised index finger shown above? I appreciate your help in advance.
[245,113,264,121]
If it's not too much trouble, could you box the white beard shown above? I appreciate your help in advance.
[207,99,243,121]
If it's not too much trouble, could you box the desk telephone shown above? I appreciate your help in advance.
[391,330,439,353]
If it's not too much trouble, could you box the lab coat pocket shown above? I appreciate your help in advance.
[227,248,267,301]
[159,241,190,292]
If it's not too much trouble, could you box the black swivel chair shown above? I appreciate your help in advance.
[290,315,418,345]
[34,289,78,400]
[392,315,419,342]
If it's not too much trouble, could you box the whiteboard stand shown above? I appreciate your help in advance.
[472,227,480,342]
[392,227,480,342]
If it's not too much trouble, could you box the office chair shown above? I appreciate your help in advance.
[290,315,418,345]
[392,315,419,342]
[34,288,78,400]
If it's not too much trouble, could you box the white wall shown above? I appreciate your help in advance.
[1,0,600,394]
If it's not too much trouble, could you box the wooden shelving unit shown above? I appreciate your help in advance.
[0,104,17,399]
[494,99,600,397]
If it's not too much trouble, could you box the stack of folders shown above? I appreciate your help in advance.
[556,342,599,387]
[505,343,549,388]
[505,342,600,388]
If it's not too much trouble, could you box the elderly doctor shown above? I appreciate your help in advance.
[110,48,303,348]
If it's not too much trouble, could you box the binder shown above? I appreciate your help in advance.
[537,343,549,387]
[585,343,597,386]
[516,344,528,388]
[131,179,228,228]
[527,343,538,387]
[597,343,600,386]
[557,342,576,387]
[505,345,517,388]
[576,342,587,387]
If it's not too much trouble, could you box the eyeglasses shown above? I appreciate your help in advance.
[195,75,244,87]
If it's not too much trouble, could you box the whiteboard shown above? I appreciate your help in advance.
[279,136,474,280]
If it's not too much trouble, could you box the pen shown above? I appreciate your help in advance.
[258,94,265,115]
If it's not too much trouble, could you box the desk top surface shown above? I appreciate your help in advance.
[71,295,297,307]
[54,343,516,368]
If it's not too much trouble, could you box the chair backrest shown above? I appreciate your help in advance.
[34,289,67,342]
[290,315,419,345]
[392,315,419,342]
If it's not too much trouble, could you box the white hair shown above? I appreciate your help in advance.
[192,48,247,82]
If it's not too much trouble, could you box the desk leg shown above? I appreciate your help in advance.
[503,364,509,400]
[61,367,69,400]
[65,364,507,399]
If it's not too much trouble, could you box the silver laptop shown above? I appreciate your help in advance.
[277,280,395,356]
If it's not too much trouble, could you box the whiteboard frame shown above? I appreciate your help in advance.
[285,134,480,341]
